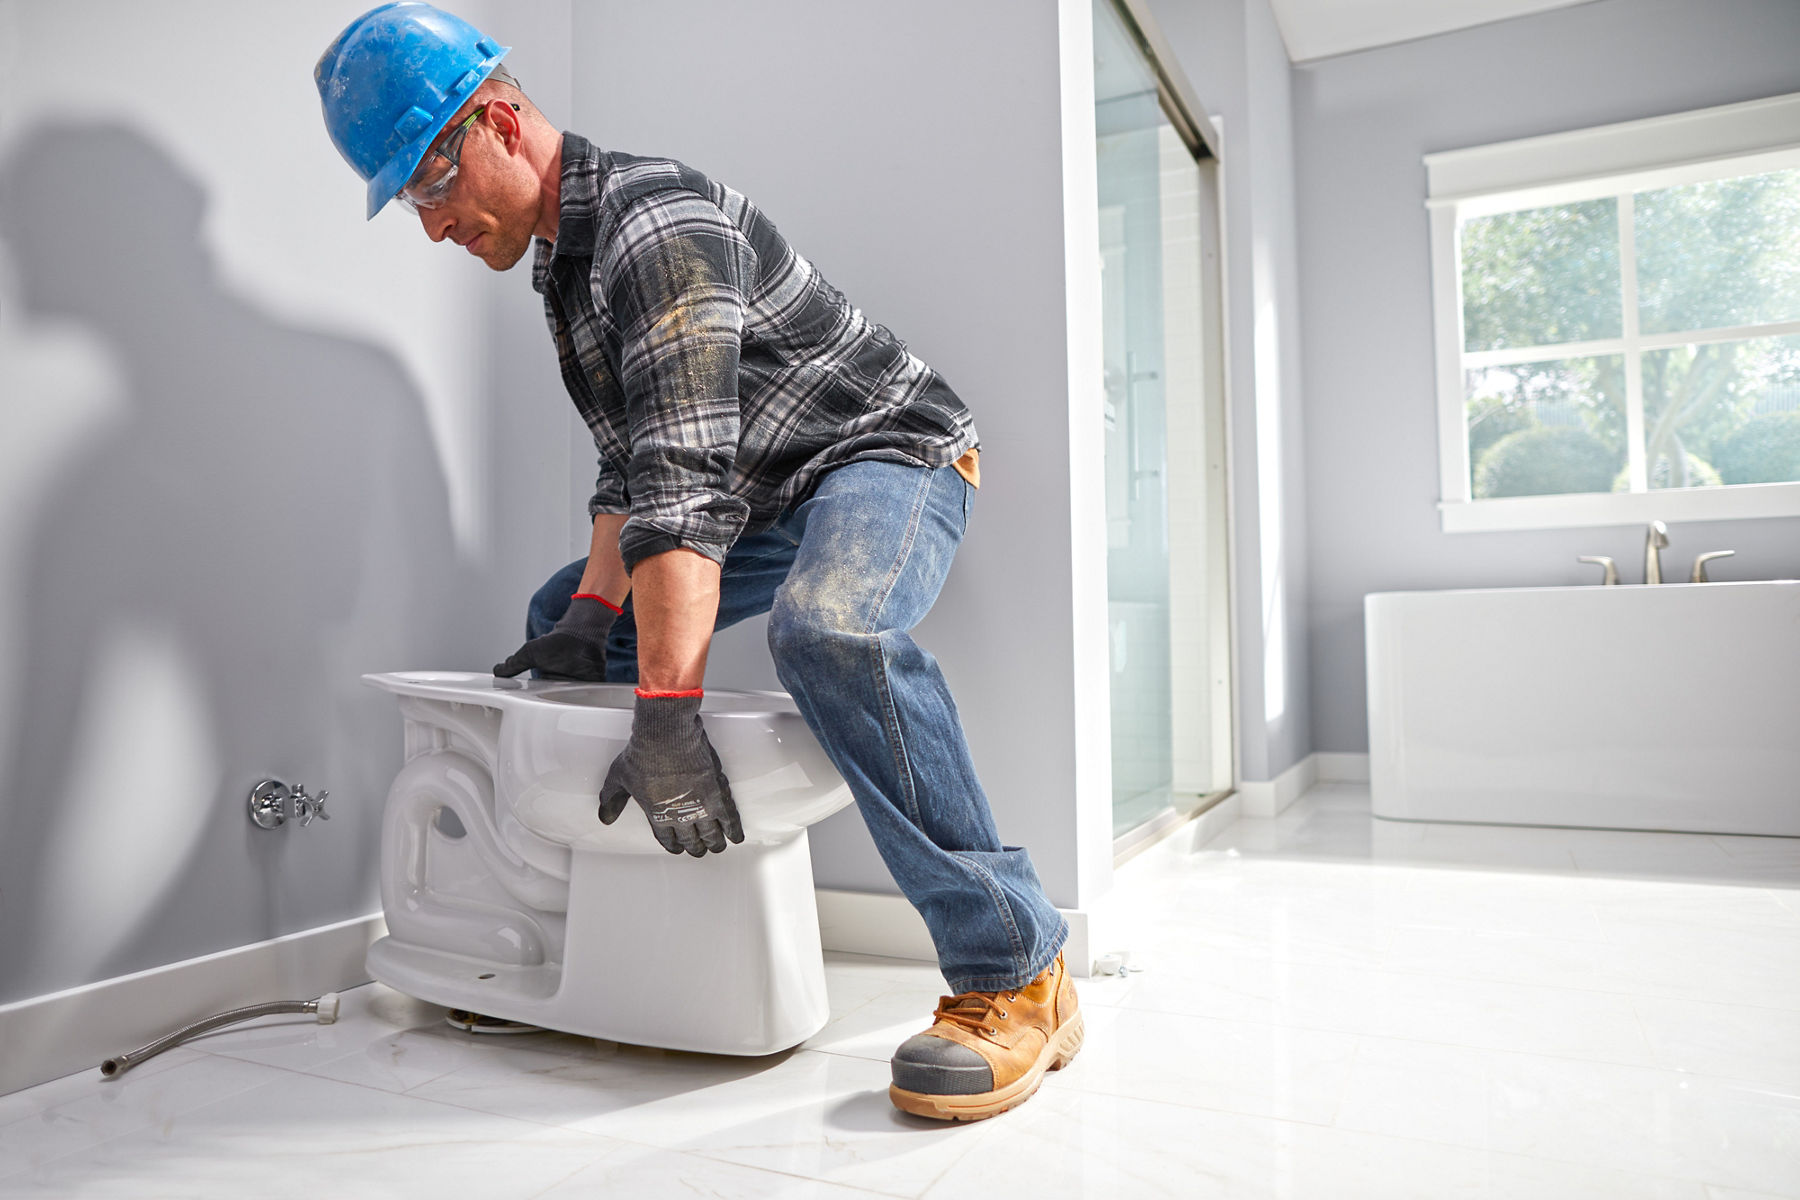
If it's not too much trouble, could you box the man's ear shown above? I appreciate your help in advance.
[489,97,525,154]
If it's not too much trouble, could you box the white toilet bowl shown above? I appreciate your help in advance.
[361,670,854,1055]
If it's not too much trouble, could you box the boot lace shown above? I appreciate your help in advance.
[932,988,1021,1037]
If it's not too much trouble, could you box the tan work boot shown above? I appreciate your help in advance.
[888,950,1083,1121]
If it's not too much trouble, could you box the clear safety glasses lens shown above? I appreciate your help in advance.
[398,162,458,213]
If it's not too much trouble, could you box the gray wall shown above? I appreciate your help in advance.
[562,0,1088,904]
[1145,0,1314,780]
[1294,0,1800,754]
[0,0,574,1005]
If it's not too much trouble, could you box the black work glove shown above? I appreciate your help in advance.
[598,691,744,857]
[493,594,619,680]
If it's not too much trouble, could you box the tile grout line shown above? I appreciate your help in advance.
[1040,1063,1751,1195]
[1121,926,1800,1015]
[1052,1000,1800,1101]
[1046,1053,1729,1193]
[522,1151,617,1200]
[681,1138,955,1200]
[513,1134,908,1200]
[1095,948,1800,1016]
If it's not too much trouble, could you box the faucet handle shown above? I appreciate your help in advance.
[293,784,331,827]
[1690,550,1735,583]
[1577,555,1619,586]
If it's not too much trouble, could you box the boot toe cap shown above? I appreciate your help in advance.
[891,1033,993,1096]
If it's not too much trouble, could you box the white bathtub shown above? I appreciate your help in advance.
[1365,580,1800,836]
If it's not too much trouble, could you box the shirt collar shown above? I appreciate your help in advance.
[532,131,599,293]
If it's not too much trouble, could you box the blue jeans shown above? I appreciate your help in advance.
[526,460,1067,993]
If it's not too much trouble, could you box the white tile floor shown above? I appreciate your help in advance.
[3,781,1798,1198]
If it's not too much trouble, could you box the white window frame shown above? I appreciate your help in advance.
[1426,92,1800,533]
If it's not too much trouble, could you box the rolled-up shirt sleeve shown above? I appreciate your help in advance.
[587,452,630,518]
[595,190,756,572]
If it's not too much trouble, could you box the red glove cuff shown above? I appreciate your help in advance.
[572,592,624,615]
[635,687,704,699]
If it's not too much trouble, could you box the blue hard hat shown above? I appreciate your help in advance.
[315,2,510,220]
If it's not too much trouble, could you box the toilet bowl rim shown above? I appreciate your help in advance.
[361,671,801,718]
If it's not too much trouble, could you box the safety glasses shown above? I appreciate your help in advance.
[395,101,521,213]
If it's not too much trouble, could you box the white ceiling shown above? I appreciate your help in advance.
[1267,0,1600,63]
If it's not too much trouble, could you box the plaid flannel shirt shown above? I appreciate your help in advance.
[532,133,979,572]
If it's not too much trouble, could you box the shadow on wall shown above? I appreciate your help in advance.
[0,123,485,1004]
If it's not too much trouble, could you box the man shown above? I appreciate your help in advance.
[316,3,1080,1120]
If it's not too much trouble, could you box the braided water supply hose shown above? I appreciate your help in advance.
[99,994,341,1079]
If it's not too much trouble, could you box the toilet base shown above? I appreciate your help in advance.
[368,832,832,1056]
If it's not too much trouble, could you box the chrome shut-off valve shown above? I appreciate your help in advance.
[247,780,330,830]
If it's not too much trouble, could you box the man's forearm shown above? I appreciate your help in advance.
[630,547,719,692]
[577,515,632,606]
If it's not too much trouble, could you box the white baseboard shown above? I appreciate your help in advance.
[0,913,384,1097]
[815,889,1093,981]
[1236,751,1369,817]
[1315,751,1370,782]
[1236,752,1319,817]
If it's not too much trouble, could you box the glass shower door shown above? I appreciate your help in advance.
[1094,0,1228,838]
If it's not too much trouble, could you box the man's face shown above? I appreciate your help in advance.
[413,104,538,271]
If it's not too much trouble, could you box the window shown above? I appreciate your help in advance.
[1427,94,1800,531]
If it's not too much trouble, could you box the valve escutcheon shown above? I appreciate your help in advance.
[248,779,291,829]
